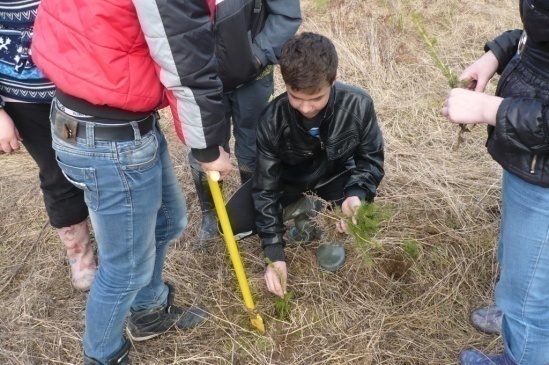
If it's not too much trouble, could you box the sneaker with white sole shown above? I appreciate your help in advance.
[126,283,208,342]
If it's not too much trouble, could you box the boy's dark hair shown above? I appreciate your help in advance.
[279,32,338,93]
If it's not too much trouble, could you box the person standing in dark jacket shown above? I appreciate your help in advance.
[253,33,384,298]
[442,1,549,363]
[189,0,302,247]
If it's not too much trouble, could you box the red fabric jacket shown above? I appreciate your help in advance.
[32,0,225,162]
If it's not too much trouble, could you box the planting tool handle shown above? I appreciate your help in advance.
[208,170,221,182]
[206,171,265,332]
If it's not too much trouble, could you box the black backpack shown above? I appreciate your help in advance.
[213,0,268,91]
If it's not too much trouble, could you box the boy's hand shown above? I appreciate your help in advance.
[0,110,22,153]
[336,196,361,233]
[265,261,287,298]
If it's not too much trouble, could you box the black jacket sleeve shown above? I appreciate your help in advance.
[484,29,522,75]
[495,97,549,154]
[133,0,225,163]
[252,0,302,66]
[344,100,384,202]
[252,111,287,263]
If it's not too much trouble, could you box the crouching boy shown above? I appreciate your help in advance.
[252,32,385,297]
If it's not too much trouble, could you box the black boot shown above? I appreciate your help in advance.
[283,197,324,243]
[238,163,254,184]
[84,338,131,365]
[191,168,219,248]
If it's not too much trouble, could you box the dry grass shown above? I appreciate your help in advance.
[0,0,522,363]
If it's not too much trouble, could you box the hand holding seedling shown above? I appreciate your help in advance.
[265,260,287,298]
[441,89,502,126]
[458,50,499,92]
[336,196,361,234]
[441,50,502,126]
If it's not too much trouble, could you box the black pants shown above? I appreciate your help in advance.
[279,170,350,208]
[5,102,88,228]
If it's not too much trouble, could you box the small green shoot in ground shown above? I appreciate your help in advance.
[273,292,293,321]
[265,257,293,321]
[402,240,420,260]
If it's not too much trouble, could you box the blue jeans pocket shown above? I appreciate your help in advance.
[56,156,99,211]
[118,132,159,171]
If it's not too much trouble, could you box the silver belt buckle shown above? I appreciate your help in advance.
[517,31,527,56]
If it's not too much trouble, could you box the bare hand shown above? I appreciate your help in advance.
[441,88,502,126]
[199,147,233,179]
[459,50,499,92]
[265,261,287,298]
[0,109,22,153]
[336,196,361,234]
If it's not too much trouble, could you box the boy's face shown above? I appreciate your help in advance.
[286,83,332,119]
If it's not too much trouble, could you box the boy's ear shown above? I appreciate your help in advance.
[334,72,340,84]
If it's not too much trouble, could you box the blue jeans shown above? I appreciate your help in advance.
[496,171,549,364]
[51,109,186,362]
[189,68,273,175]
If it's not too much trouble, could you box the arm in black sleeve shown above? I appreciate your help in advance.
[484,29,522,75]
[495,97,549,154]
[344,98,385,202]
[252,115,287,263]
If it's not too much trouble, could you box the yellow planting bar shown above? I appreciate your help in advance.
[206,171,265,332]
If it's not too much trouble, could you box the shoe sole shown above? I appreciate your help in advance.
[126,325,173,342]
[470,320,502,335]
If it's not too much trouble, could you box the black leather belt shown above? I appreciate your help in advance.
[52,107,155,143]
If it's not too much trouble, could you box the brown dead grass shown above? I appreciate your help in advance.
[0,0,522,363]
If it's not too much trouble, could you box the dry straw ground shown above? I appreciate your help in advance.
[0,0,522,364]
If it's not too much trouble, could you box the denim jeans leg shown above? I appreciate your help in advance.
[52,118,179,362]
[495,171,549,365]
[132,129,187,310]
[230,70,274,171]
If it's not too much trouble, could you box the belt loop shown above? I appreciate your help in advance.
[130,121,142,145]
[49,98,56,124]
[86,123,95,148]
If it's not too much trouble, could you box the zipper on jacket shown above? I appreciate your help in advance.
[530,154,538,174]
[320,140,325,150]
[517,31,527,59]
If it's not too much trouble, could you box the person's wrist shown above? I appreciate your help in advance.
[484,96,503,126]
[0,108,10,120]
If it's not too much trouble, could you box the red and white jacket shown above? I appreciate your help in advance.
[32,0,225,162]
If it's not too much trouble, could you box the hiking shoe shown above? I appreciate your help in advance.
[458,350,517,365]
[316,242,345,272]
[126,284,208,341]
[471,306,503,335]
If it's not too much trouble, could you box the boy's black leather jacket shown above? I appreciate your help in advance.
[252,82,384,262]
[484,0,549,186]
